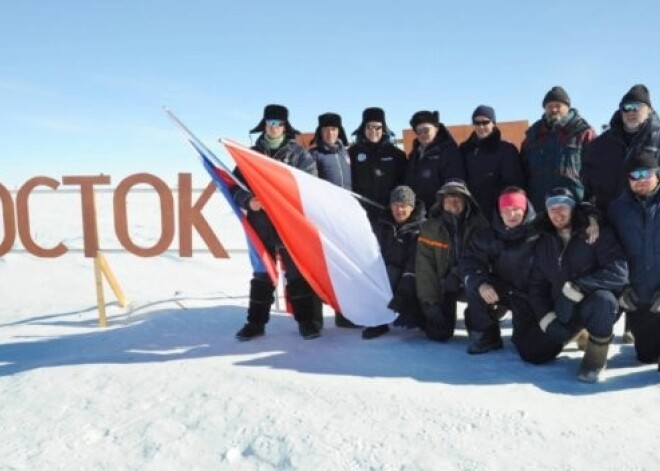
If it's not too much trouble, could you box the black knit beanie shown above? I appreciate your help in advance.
[542,86,571,107]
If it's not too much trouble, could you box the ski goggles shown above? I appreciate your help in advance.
[265,119,285,127]
[628,168,657,181]
[620,102,641,113]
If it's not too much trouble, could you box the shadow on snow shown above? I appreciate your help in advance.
[0,303,656,395]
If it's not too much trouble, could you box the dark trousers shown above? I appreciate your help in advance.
[627,308,660,363]
[248,245,319,326]
[465,282,563,364]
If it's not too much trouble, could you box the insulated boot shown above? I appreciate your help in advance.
[246,278,275,326]
[235,322,265,341]
[577,334,612,383]
[287,278,322,339]
[467,329,503,355]
[335,311,360,328]
[298,321,321,340]
[362,324,389,339]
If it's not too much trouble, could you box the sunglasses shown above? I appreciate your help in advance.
[266,119,285,127]
[629,168,656,181]
[366,124,383,131]
[415,126,434,135]
[473,120,492,126]
[620,102,641,113]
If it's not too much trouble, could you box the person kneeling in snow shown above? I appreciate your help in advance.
[415,180,489,342]
[530,188,628,382]
[362,186,426,339]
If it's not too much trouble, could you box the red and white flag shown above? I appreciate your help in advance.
[222,139,395,327]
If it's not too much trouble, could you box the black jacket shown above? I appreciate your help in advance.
[529,208,628,319]
[309,141,352,190]
[405,125,465,214]
[349,135,406,219]
[372,200,426,300]
[460,200,539,298]
[583,111,660,212]
[460,128,525,223]
[232,135,317,247]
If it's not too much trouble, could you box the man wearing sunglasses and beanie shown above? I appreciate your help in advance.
[583,84,660,344]
[232,104,323,341]
[583,85,660,213]
[608,152,660,372]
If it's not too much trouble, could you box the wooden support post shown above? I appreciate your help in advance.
[93,254,108,327]
[97,251,128,307]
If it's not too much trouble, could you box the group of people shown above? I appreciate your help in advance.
[229,83,660,383]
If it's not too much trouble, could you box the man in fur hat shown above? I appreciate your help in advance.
[233,104,323,341]
[349,107,407,221]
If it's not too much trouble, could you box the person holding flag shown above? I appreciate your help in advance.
[232,104,323,341]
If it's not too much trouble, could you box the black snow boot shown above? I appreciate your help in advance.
[235,322,265,341]
[246,278,275,326]
[467,329,503,355]
[361,324,389,339]
[335,311,360,328]
[287,278,322,339]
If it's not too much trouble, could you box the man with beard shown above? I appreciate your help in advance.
[529,188,628,382]
[583,84,660,212]
[583,85,660,344]
[521,86,596,211]
[608,153,660,372]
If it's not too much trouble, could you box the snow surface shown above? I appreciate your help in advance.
[0,191,658,470]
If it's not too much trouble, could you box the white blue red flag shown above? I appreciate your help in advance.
[165,109,278,284]
[222,138,395,326]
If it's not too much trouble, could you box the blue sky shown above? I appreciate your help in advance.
[1,0,659,188]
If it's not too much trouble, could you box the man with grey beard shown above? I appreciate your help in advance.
[582,84,660,343]
[520,86,596,212]
[583,84,660,212]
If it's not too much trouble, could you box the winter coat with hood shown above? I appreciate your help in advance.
[608,184,660,304]
[232,134,317,248]
[460,199,539,299]
[529,206,628,320]
[372,199,426,302]
[583,110,660,212]
[405,125,466,214]
[349,133,406,216]
[460,128,525,223]
[309,140,352,190]
[521,109,596,211]
[416,183,489,306]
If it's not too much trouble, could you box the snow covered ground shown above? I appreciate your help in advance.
[0,191,658,470]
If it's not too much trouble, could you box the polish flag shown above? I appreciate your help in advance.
[222,139,395,327]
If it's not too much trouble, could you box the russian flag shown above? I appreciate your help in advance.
[222,138,395,327]
[165,109,278,284]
